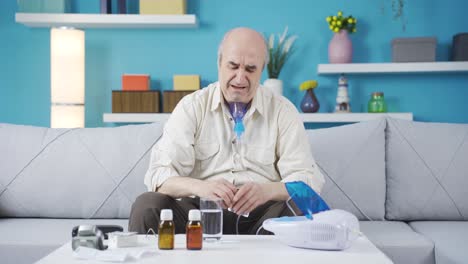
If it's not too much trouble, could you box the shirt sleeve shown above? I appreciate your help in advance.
[144,96,198,192]
[276,102,325,194]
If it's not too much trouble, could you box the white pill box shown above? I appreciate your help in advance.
[108,232,138,248]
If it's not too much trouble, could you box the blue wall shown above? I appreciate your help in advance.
[1,0,467,127]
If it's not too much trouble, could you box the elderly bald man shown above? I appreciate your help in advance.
[128,27,324,235]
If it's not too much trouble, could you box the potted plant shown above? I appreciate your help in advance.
[326,11,357,63]
[263,26,297,96]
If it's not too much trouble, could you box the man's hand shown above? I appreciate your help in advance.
[231,182,290,215]
[231,182,272,215]
[194,179,237,208]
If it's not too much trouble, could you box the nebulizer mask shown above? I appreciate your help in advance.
[228,102,248,144]
[262,181,361,250]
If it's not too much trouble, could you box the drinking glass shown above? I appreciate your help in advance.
[199,197,223,241]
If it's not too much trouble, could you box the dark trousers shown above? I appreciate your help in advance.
[128,192,298,235]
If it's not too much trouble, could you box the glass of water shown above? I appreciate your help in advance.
[199,197,223,241]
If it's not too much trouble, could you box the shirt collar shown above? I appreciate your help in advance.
[249,85,265,117]
[210,82,265,117]
[210,82,222,112]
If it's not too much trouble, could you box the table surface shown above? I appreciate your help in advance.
[36,234,393,264]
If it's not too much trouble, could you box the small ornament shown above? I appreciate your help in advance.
[335,74,351,113]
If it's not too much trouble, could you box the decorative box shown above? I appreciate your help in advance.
[451,33,468,61]
[139,0,186,15]
[122,74,150,91]
[112,91,160,113]
[392,37,437,62]
[173,75,200,91]
[163,91,195,113]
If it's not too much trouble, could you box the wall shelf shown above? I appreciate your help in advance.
[103,113,413,123]
[317,62,468,75]
[104,113,171,123]
[15,13,198,28]
[300,113,413,122]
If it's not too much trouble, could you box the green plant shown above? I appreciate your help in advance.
[326,11,357,34]
[392,0,406,31]
[391,0,405,19]
[381,0,406,31]
[266,27,297,79]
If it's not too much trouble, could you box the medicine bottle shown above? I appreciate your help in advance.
[158,209,174,250]
[368,92,387,113]
[186,209,203,250]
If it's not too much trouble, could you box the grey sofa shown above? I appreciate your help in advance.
[1,118,467,264]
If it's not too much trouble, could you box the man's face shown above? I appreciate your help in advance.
[218,40,265,104]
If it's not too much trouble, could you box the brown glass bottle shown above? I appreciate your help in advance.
[158,209,174,250]
[186,209,203,250]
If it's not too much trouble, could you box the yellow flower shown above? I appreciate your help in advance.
[326,11,358,34]
[299,80,318,91]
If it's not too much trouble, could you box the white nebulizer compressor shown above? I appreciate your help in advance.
[262,209,360,250]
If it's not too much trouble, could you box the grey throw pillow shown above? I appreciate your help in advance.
[307,119,386,220]
[0,123,163,218]
[386,118,468,221]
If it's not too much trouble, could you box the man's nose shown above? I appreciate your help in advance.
[234,70,247,84]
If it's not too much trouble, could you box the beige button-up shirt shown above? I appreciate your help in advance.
[144,82,324,193]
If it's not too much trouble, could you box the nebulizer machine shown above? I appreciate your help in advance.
[262,182,361,250]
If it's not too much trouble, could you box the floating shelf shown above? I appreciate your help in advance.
[103,113,413,123]
[15,13,198,28]
[104,113,171,123]
[317,62,468,74]
[300,113,413,123]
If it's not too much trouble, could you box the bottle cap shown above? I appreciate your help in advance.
[372,92,384,97]
[160,209,173,221]
[188,209,201,221]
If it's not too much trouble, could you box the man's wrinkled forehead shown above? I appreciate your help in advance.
[222,45,265,68]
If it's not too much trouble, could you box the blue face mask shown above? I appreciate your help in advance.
[285,181,330,219]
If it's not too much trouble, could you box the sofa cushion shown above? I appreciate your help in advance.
[360,221,435,264]
[0,123,163,218]
[385,118,468,221]
[0,218,129,264]
[307,119,386,220]
[409,221,468,264]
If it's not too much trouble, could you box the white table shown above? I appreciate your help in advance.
[36,234,393,264]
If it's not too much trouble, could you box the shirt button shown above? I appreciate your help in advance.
[230,117,233,121]
[232,139,236,144]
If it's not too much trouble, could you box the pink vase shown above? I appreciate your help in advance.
[328,30,353,63]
